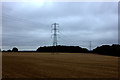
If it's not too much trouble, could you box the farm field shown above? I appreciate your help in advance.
[2,52,119,78]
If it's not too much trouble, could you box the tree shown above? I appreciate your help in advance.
[12,47,18,52]
[7,49,12,52]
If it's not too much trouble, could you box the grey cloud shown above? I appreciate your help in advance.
[2,2,118,50]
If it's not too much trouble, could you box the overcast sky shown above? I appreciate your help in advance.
[2,2,118,51]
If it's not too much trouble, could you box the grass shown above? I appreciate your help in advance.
[2,52,119,78]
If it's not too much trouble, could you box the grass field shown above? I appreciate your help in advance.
[2,52,119,78]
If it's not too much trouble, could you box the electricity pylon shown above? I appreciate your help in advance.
[51,23,59,46]
[89,41,92,51]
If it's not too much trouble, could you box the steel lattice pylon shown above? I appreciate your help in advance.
[51,23,59,46]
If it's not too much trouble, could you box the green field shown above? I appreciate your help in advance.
[2,52,118,78]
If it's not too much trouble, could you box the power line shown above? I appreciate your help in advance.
[3,14,48,28]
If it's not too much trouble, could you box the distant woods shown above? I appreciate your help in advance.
[2,47,18,52]
[37,45,88,53]
[1,44,120,57]
[36,44,120,57]
[93,44,120,56]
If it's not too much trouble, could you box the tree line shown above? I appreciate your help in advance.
[2,47,18,52]
[36,45,89,53]
[93,44,119,56]
[1,44,120,57]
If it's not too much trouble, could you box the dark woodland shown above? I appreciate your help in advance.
[2,44,120,57]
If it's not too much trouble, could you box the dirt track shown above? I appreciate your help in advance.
[2,52,118,78]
